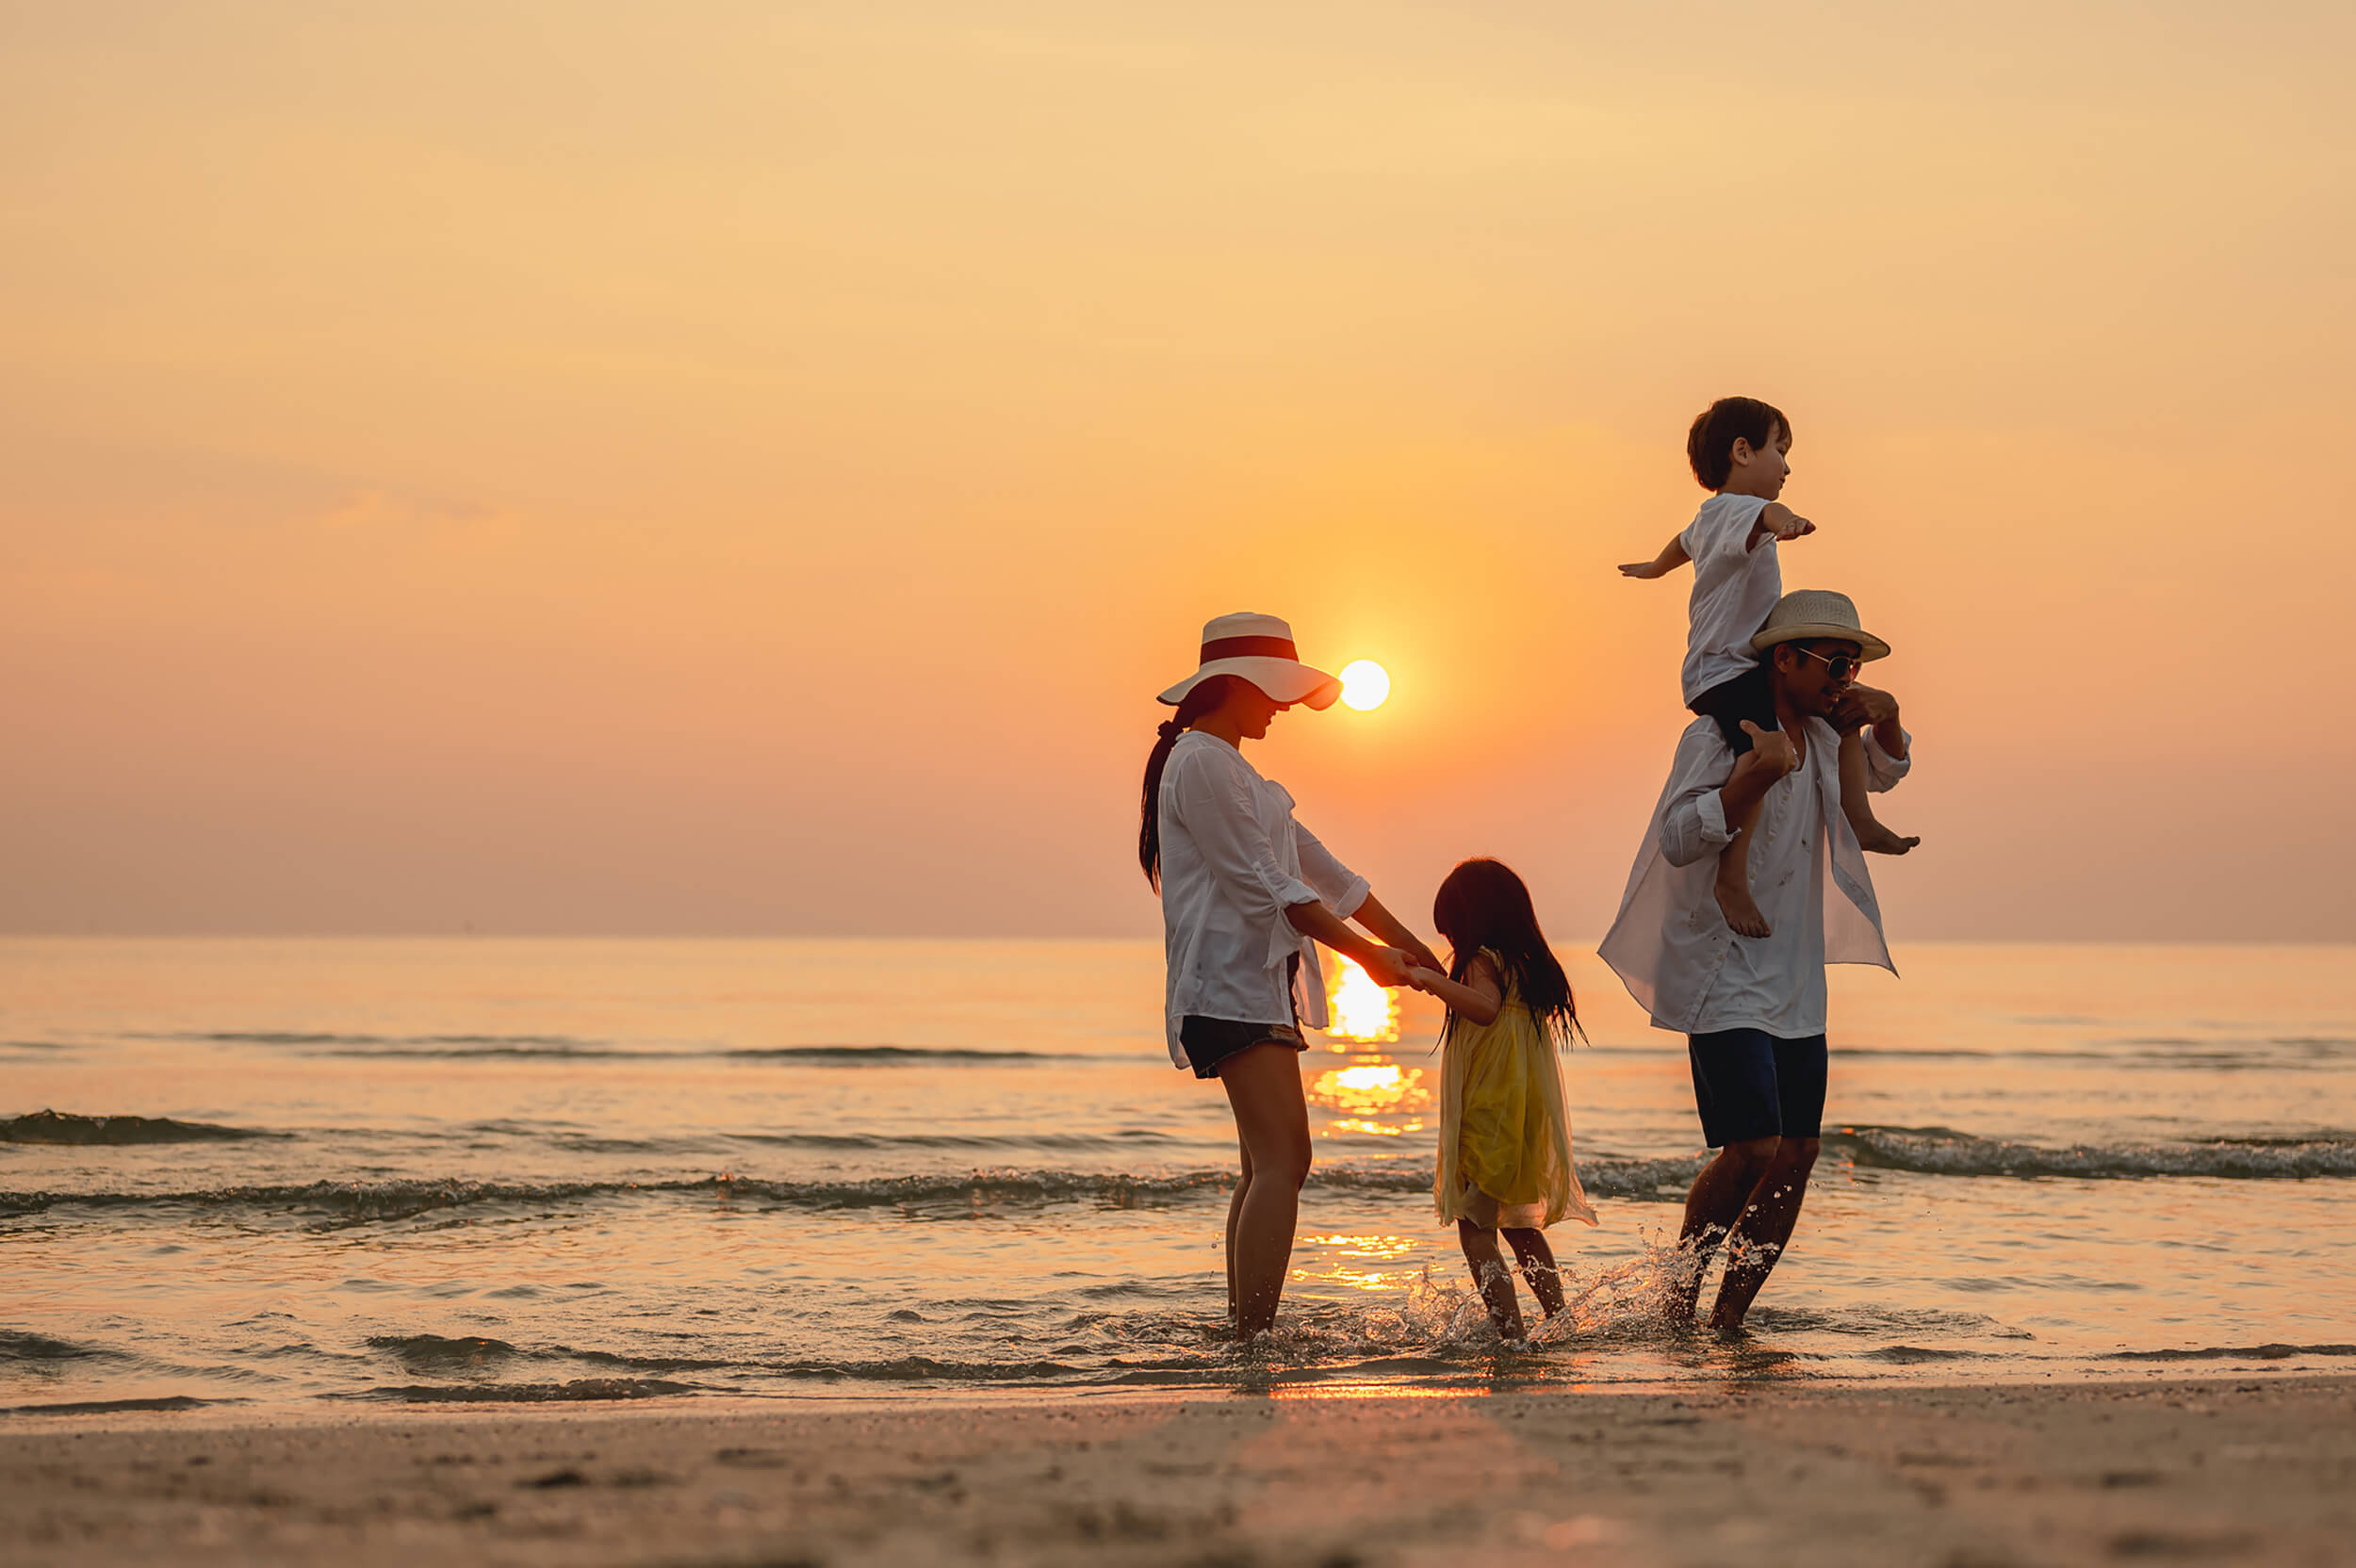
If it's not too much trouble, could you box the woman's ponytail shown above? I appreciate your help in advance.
[1139,677,1237,890]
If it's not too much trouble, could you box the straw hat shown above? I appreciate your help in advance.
[1750,588,1891,662]
[1157,612,1343,710]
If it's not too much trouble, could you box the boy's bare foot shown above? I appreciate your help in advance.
[1857,824,1921,856]
[1712,874,1772,938]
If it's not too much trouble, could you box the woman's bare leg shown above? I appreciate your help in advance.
[1218,1043,1313,1338]
[1501,1228,1565,1317]
[1457,1220,1526,1338]
[1224,1130,1255,1323]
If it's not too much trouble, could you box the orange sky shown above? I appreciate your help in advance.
[5,2,2351,939]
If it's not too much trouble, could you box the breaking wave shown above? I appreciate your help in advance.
[1,1110,272,1146]
[1826,1125,2356,1181]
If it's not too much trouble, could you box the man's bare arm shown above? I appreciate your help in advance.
[1618,536,1692,580]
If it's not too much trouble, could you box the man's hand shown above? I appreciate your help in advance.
[1738,720,1798,777]
[1618,559,1674,579]
[1830,685,1900,735]
[1360,947,1415,988]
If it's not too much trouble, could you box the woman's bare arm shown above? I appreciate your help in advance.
[1349,891,1442,972]
[1284,900,1414,986]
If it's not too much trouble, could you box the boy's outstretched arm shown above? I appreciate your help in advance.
[1748,502,1816,550]
[1618,536,1691,579]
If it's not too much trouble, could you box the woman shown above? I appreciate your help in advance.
[1141,612,1441,1338]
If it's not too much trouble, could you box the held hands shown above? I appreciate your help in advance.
[1404,965,1450,994]
[1360,946,1417,988]
[1738,720,1799,778]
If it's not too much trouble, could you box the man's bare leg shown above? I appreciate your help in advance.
[1839,727,1919,856]
[1664,1135,1781,1323]
[1502,1228,1566,1318]
[1710,1137,1821,1330]
[1712,793,1773,938]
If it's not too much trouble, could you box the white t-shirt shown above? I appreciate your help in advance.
[1677,493,1778,704]
[1155,731,1369,1068]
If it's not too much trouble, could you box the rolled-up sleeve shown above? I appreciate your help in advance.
[1294,824,1369,921]
[1168,750,1321,919]
[1660,727,1740,869]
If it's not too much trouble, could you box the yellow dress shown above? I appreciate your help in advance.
[1434,952,1597,1231]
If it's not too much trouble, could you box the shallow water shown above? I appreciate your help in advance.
[3,938,2350,1413]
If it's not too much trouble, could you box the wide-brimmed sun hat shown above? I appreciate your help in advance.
[1750,588,1891,662]
[1157,612,1343,710]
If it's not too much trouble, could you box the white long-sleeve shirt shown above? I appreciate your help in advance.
[1156,731,1368,1067]
[1599,716,1911,1037]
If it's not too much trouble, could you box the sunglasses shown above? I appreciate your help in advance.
[1788,645,1862,683]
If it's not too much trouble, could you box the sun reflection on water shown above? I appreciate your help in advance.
[1308,1062,1431,1137]
[1324,956,1399,1043]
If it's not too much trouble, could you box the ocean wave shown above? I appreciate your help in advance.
[1826,1125,2356,1181]
[1,1110,272,1146]
[3,1395,216,1415]
[145,1030,1114,1064]
[0,1330,116,1362]
[337,1378,698,1403]
[2101,1343,2356,1363]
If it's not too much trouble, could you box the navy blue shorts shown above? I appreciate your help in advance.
[1687,1029,1827,1147]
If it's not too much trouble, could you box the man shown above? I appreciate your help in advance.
[1599,589,1912,1331]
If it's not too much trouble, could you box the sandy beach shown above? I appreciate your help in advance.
[8,1375,2352,1567]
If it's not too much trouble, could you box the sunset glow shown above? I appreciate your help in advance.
[1325,956,1400,1043]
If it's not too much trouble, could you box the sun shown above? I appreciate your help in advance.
[1338,660,1390,711]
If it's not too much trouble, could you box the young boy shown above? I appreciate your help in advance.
[1620,396,1918,938]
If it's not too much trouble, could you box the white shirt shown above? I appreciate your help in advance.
[1678,493,1779,704]
[1156,731,1368,1067]
[1598,716,1911,1037]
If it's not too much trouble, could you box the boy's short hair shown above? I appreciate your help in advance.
[1687,397,1791,491]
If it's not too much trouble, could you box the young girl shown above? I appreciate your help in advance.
[1143,612,1441,1339]
[1407,858,1595,1340]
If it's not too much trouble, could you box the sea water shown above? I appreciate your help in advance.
[3,938,2350,1413]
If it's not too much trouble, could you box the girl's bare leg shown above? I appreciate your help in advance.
[1501,1227,1565,1317]
[1224,1132,1255,1324]
[1839,728,1919,855]
[1713,793,1772,938]
[1457,1220,1526,1339]
[1217,1043,1313,1338]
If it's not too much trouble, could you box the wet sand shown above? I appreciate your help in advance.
[6,1376,2351,1566]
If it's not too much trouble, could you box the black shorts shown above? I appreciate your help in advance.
[1180,955,1302,1080]
[1179,1017,1306,1080]
[1689,664,1775,756]
[1687,1028,1827,1147]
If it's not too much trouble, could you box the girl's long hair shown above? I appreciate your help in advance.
[1432,858,1581,1048]
[1138,676,1241,890]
